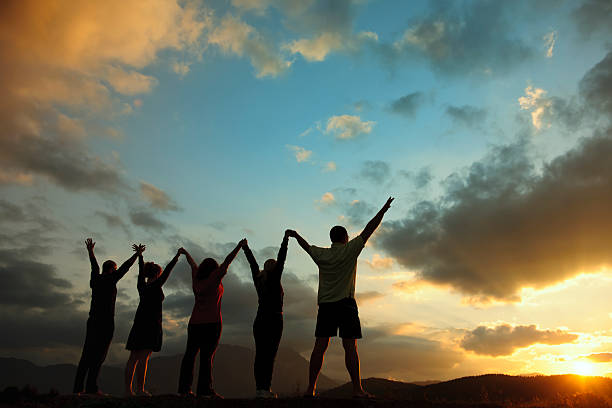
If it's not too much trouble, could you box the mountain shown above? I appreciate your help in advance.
[0,345,339,397]
[321,374,612,403]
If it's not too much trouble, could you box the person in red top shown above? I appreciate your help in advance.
[177,239,246,398]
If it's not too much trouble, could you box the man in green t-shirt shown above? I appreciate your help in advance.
[288,197,394,398]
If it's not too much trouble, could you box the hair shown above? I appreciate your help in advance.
[197,258,219,280]
[144,262,162,280]
[102,260,116,274]
[330,225,348,243]
[263,259,276,271]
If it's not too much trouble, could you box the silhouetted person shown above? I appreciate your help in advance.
[243,231,290,398]
[177,239,246,398]
[124,247,181,396]
[73,239,143,395]
[289,197,394,398]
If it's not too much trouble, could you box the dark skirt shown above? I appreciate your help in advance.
[126,320,162,352]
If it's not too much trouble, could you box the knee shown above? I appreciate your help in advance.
[313,338,330,353]
[342,339,357,351]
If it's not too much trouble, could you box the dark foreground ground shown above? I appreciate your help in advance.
[1,394,609,408]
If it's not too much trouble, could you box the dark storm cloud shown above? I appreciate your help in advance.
[129,209,167,232]
[360,160,391,184]
[579,51,612,117]
[383,1,534,76]
[572,0,612,39]
[461,324,578,356]
[378,51,612,302]
[389,92,425,118]
[446,105,487,127]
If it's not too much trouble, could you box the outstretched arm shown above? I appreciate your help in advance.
[360,197,394,243]
[178,248,198,280]
[86,238,99,287]
[115,244,145,282]
[218,239,246,279]
[287,230,311,255]
[157,249,181,287]
[137,252,145,290]
[242,241,260,282]
[273,230,290,276]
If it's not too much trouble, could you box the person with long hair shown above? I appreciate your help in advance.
[73,239,143,395]
[124,247,182,396]
[177,239,246,398]
[242,231,289,398]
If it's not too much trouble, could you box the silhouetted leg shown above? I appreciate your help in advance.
[253,317,264,390]
[136,350,152,392]
[125,351,138,395]
[306,337,329,396]
[342,339,364,394]
[85,322,113,393]
[74,318,96,393]
[178,324,200,394]
[197,322,221,396]
[263,315,283,391]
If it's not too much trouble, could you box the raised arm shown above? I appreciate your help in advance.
[273,230,290,276]
[86,238,99,287]
[178,248,198,280]
[157,249,181,287]
[137,252,145,290]
[287,230,310,255]
[218,239,246,278]
[115,244,145,282]
[242,241,260,282]
[360,197,394,243]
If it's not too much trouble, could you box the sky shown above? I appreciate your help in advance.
[1,0,612,383]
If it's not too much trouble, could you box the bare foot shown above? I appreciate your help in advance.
[353,390,375,399]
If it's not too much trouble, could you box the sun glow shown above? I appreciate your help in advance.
[572,361,596,376]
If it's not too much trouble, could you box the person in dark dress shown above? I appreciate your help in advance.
[177,239,246,398]
[242,231,289,398]
[73,239,143,395]
[124,247,181,396]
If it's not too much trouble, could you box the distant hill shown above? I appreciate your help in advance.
[0,345,338,397]
[321,374,612,403]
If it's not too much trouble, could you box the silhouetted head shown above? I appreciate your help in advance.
[263,259,276,272]
[197,258,219,280]
[330,225,349,244]
[102,260,117,275]
[144,262,162,281]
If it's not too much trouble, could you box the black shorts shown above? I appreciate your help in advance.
[315,297,362,339]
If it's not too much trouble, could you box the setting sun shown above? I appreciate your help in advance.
[572,361,597,376]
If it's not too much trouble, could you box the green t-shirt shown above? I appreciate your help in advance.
[309,235,365,304]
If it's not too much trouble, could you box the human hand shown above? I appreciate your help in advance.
[85,238,95,251]
[177,247,187,256]
[285,229,296,238]
[382,197,394,211]
[239,238,248,248]
[132,243,146,254]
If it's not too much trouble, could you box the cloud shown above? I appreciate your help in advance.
[377,52,612,302]
[325,115,375,140]
[572,0,612,39]
[388,1,533,76]
[461,324,578,356]
[317,192,336,206]
[287,145,313,163]
[585,353,612,363]
[399,167,433,189]
[284,32,344,62]
[389,92,425,118]
[0,0,207,191]
[172,61,191,78]
[208,15,291,78]
[446,105,487,128]
[95,211,131,236]
[360,160,391,184]
[356,291,384,304]
[519,86,553,130]
[543,31,557,58]
[129,209,167,232]
[364,254,393,270]
[140,181,180,211]
[322,161,337,172]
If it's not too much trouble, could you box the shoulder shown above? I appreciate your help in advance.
[348,236,365,251]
